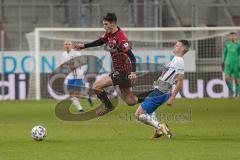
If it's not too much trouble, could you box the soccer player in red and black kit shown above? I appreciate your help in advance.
[75,13,140,115]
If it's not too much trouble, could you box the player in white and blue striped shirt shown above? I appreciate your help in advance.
[135,40,190,139]
[62,40,85,112]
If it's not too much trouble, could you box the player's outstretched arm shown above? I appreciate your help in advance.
[167,74,184,106]
[74,39,105,50]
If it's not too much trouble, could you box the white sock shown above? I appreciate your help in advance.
[71,97,83,111]
[150,112,156,119]
[138,113,160,130]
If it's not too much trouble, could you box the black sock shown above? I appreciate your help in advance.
[97,91,114,109]
[88,97,92,103]
[88,97,93,106]
[136,89,154,103]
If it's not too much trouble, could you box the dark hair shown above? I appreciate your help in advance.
[102,13,117,22]
[178,40,190,52]
[229,32,237,35]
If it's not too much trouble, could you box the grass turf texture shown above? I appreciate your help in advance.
[0,99,240,160]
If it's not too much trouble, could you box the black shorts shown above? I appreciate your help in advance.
[109,71,132,89]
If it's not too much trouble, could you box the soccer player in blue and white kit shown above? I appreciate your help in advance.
[62,40,85,112]
[135,40,190,139]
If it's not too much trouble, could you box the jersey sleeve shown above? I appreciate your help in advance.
[117,32,131,52]
[176,60,184,75]
[119,41,131,52]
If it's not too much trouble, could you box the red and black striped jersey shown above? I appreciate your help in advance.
[101,27,133,74]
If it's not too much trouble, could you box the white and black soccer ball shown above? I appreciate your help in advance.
[31,125,47,141]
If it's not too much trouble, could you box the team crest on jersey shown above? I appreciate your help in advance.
[105,38,118,52]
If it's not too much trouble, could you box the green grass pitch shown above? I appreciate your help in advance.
[0,99,240,160]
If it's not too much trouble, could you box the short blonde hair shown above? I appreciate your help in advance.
[64,40,72,45]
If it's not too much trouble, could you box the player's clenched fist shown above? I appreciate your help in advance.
[74,43,85,50]
[128,72,137,84]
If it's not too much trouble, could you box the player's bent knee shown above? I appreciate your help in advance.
[93,82,102,93]
[125,97,138,106]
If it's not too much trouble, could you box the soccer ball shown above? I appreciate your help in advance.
[31,125,47,141]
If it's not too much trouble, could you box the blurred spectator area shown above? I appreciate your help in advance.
[0,0,240,50]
